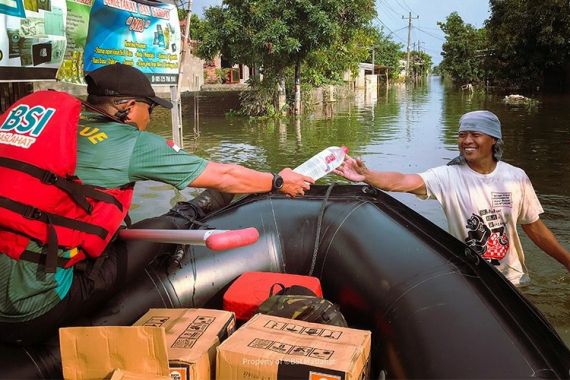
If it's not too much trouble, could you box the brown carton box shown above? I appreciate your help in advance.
[133,308,236,380]
[59,326,171,380]
[109,369,171,380]
[216,314,371,380]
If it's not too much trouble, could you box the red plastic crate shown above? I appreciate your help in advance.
[223,272,323,321]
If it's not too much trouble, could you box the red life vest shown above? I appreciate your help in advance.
[0,90,133,272]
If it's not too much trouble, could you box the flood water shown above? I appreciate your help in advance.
[141,76,569,345]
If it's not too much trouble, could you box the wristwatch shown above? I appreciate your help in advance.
[271,173,284,192]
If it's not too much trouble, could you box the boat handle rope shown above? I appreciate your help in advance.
[308,183,335,276]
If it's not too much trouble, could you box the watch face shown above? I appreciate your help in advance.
[274,174,284,189]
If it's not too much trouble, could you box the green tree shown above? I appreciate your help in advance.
[177,7,188,21]
[187,14,205,40]
[369,28,403,80]
[303,24,377,86]
[196,0,375,115]
[486,0,570,90]
[303,25,404,85]
[438,12,487,86]
[410,50,432,78]
[432,65,441,76]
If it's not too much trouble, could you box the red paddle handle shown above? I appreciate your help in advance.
[205,227,260,251]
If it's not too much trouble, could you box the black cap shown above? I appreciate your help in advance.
[85,63,173,109]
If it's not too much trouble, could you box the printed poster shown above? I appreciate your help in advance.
[0,0,67,72]
[55,0,92,83]
[1,0,180,84]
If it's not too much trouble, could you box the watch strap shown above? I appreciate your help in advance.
[271,173,283,192]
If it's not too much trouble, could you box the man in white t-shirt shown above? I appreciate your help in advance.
[335,110,570,286]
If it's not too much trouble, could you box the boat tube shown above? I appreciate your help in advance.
[2,185,569,379]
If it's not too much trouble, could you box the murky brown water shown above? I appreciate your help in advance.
[140,76,569,345]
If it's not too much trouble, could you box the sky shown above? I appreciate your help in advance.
[190,0,491,65]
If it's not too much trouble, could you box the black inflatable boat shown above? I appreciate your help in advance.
[2,185,569,379]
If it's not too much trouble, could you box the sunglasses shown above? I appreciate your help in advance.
[114,98,157,115]
[135,99,157,115]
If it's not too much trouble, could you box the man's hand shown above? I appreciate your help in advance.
[334,154,368,182]
[278,168,314,197]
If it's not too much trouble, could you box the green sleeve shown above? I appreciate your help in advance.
[129,132,208,190]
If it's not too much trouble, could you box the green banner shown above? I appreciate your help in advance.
[55,0,92,83]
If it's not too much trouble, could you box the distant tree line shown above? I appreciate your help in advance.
[438,0,570,92]
[181,0,429,115]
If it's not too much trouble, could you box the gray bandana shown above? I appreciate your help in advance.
[459,110,502,139]
[448,110,503,165]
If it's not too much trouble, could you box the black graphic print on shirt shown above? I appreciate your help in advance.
[464,209,509,260]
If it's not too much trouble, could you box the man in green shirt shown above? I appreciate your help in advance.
[0,63,313,345]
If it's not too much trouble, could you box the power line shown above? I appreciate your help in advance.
[375,16,408,43]
[399,0,414,13]
[388,0,411,14]
[377,5,443,66]
[374,16,397,35]
[390,26,410,36]
[416,24,443,32]
[377,0,400,19]
[414,26,445,41]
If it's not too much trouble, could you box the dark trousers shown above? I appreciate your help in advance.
[0,216,179,345]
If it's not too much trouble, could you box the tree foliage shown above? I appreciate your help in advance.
[438,12,488,85]
[196,0,375,114]
[187,14,205,40]
[302,25,409,84]
[303,24,377,86]
[369,28,403,80]
[439,1,570,91]
[410,50,432,78]
[486,0,570,90]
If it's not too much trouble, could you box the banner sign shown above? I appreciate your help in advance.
[55,0,92,83]
[1,0,180,84]
[0,0,67,76]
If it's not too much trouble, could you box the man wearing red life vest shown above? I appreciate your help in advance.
[0,63,313,345]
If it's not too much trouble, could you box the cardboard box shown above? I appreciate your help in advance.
[109,369,170,380]
[60,326,171,380]
[133,308,236,380]
[216,314,371,380]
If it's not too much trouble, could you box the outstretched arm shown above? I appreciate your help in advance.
[190,162,314,197]
[335,155,427,196]
[522,219,570,272]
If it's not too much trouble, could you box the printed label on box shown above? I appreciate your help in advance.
[263,319,343,340]
[171,315,217,349]
[247,338,335,361]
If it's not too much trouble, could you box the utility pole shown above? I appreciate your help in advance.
[402,12,419,80]
[417,41,425,62]
[411,42,416,81]
[170,0,193,147]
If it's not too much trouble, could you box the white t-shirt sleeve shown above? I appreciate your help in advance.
[418,166,449,201]
[518,172,544,224]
